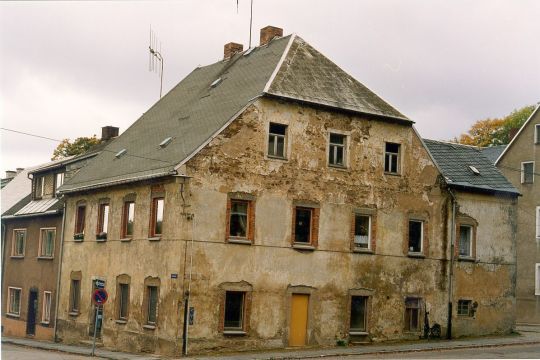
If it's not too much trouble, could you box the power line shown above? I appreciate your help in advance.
[1,127,63,142]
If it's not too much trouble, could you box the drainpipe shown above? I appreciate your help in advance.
[447,188,457,340]
[54,200,67,342]
[1,222,6,292]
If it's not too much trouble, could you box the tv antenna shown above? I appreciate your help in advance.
[237,0,254,48]
[149,26,164,98]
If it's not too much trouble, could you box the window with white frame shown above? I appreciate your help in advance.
[536,206,540,239]
[42,291,52,324]
[267,123,287,159]
[408,220,423,254]
[459,225,473,257]
[535,124,540,144]
[35,176,45,198]
[354,214,371,250]
[329,133,347,167]
[54,172,64,195]
[384,142,401,174]
[536,264,540,296]
[12,229,26,257]
[8,287,22,316]
[522,162,534,184]
[39,228,56,258]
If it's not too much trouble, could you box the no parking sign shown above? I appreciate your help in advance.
[92,288,108,305]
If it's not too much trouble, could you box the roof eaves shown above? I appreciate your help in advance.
[495,104,540,165]
[2,209,61,220]
[448,182,520,197]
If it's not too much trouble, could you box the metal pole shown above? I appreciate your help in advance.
[248,0,253,48]
[54,201,67,342]
[91,305,100,356]
[447,190,456,339]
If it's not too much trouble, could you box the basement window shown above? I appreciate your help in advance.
[457,299,473,317]
[384,142,401,174]
[408,220,423,254]
[224,291,245,331]
[404,297,421,332]
[349,296,368,333]
[521,162,534,184]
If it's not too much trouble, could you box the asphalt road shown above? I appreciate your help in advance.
[1,343,95,359]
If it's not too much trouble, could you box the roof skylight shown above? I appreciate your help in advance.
[159,137,173,148]
[210,77,222,88]
[115,149,127,158]
[469,165,480,175]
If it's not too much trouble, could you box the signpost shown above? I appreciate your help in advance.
[91,288,108,356]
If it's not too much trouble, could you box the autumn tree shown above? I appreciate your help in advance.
[52,135,101,160]
[457,104,537,147]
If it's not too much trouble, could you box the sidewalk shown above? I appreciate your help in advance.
[2,327,540,360]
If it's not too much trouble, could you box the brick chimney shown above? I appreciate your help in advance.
[101,126,119,141]
[260,26,283,46]
[224,42,243,59]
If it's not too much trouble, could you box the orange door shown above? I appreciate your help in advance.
[289,294,309,346]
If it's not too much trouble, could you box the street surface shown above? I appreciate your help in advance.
[2,343,96,359]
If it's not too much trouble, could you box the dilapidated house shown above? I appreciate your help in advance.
[55,27,518,355]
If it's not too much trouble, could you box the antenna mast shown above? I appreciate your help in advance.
[237,0,254,48]
[149,26,164,98]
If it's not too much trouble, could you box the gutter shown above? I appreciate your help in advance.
[447,188,457,340]
[54,200,67,342]
[1,210,61,220]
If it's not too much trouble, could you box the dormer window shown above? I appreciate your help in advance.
[54,172,65,195]
[35,176,45,199]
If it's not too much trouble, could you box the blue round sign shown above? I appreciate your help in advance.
[93,288,108,305]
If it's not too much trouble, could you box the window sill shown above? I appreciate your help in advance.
[349,331,368,336]
[353,248,373,254]
[73,238,84,243]
[68,311,80,317]
[292,243,316,251]
[328,164,348,171]
[40,321,50,327]
[6,313,20,318]
[148,237,161,241]
[384,172,401,177]
[95,239,107,242]
[458,256,476,262]
[143,324,156,330]
[407,252,425,259]
[223,330,246,336]
[37,256,54,260]
[10,255,24,259]
[115,319,127,325]
[120,238,132,242]
[228,238,252,245]
[267,155,288,161]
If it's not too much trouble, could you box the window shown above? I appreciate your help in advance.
[457,299,473,317]
[118,283,130,320]
[74,203,86,240]
[39,228,56,258]
[122,201,135,239]
[354,214,371,250]
[522,162,534,184]
[55,173,64,194]
[150,197,164,237]
[146,286,158,325]
[536,264,540,296]
[12,229,26,257]
[329,133,346,167]
[70,279,81,313]
[535,124,540,144]
[384,142,401,174]
[350,296,368,332]
[7,287,21,316]
[294,207,312,244]
[42,291,52,324]
[229,200,250,239]
[35,176,45,198]
[224,291,245,330]
[268,123,287,159]
[408,220,423,254]
[404,297,421,331]
[536,206,540,239]
[459,225,473,257]
[97,203,110,240]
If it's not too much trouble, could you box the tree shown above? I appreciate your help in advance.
[456,104,536,147]
[52,135,101,160]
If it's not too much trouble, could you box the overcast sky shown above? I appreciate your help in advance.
[1,0,539,175]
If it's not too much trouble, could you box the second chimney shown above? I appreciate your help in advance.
[260,26,283,46]
[101,126,119,141]
[224,42,243,59]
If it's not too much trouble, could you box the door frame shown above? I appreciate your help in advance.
[285,285,315,347]
[26,288,38,336]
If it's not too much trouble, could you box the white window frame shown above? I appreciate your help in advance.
[384,142,401,174]
[42,291,52,324]
[535,124,540,144]
[408,220,424,254]
[39,227,56,258]
[459,225,473,258]
[7,287,22,317]
[11,228,26,257]
[536,206,540,240]
[536,263,540,296]
[328,131,348,168]
[267,122,288,159]
[521,161,535,184]
[354,214,372,250]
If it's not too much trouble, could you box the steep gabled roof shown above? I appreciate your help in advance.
[60,34,409,194]
[480,145,506,164]
[423,139,519,196]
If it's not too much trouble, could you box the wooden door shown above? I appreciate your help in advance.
[289,294,309,346]
[26,290,38,335]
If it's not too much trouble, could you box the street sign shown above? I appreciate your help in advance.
[93,288,108,305]
[95,279,106,289]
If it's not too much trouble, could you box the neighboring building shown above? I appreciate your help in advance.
[1,169,24,189]
[1,127,117,340]
[495,105,540,324]
[423,140,519,337]
[55,27,518,356]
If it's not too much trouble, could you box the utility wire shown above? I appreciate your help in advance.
[1,127,175,165]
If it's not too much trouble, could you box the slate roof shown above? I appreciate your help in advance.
[480,145,506,164]
[1,168,32,215]
[423,139,519,195]
[60,34,409,194]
